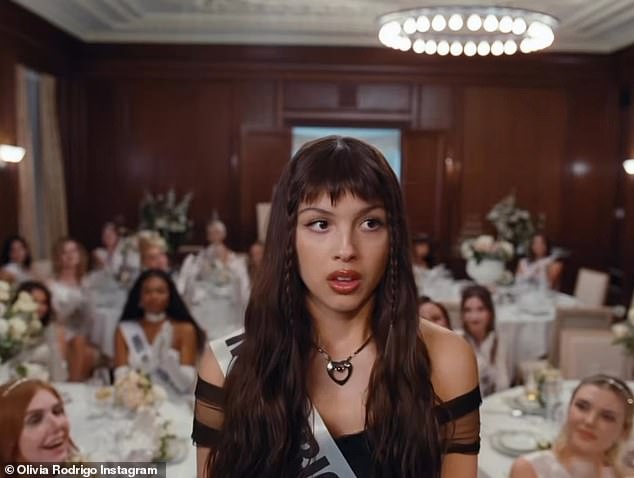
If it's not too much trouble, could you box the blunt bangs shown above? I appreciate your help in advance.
[291,136,396,208]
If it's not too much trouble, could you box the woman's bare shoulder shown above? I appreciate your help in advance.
[419,319,478,401]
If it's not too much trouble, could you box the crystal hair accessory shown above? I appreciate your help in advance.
[1,377,31,397]
[315,335,372,386]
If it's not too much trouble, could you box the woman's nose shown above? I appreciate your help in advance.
[334,230,357,262]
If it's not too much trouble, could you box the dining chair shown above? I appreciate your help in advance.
[573,268,609,306]
[550,306,613,367]
[559,329,631,380]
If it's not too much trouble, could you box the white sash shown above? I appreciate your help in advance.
[119,322,154,372]
[210,329,357,478]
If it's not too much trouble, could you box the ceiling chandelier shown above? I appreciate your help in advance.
[378,6,558,56]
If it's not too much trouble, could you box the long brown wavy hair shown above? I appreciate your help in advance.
[210,136,442,477]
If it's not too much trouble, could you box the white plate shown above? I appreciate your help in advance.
[490,430,540,457]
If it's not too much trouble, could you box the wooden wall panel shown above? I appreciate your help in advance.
[459,87,567,245]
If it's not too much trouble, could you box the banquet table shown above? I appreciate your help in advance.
[57,383,196,477]
[478,381,634,478]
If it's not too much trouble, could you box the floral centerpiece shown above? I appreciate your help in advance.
[461,235,514,285]
[0,281,44,381]
[612,309,634,357]
[486,193,542,256]
[113,369,167,412]
[139,189,193,253]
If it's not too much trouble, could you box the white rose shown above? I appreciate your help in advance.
[28,319,42,334]
[0,318,9,338]
[8,317,27,340]
[500,241,514,259]
[13,292,38,314]
[473,235,494,252]
[461,241,474,259]
[612,322,630,339]
[152,384,167,404]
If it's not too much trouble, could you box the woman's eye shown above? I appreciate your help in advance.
[25,413,43,426]
[52,404,65,416]
[307,220,329,232]
[574,401,589,411]
[600,413,617,422]
[361,218,384,231]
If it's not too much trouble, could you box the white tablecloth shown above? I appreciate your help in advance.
[478,382,634,478]
[57,383,195,477]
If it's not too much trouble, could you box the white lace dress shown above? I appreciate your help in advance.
[48,279,96,340]
[460,331,510,396]
[181,246,250,340]
[523,450,616,478]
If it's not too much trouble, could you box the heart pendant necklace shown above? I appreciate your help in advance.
[315,335,372,386]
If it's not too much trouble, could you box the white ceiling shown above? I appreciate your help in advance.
[12,0,634,53]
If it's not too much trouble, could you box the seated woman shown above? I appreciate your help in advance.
[411,233,436,296]
[0,379,76,467]
[516,233,562,290]
[183,219,250,340]
[418,295,453,330]
[139,233,170,272]
[13,282,68,381]
[115,269,205,394]
[0,235,34,284]
[511,374,634,478]
[460,285,510,396]
[48,237,101,382]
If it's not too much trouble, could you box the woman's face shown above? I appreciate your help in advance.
[60,241,80,270]
[531,235,548,258]
[462,296,492,338]
[140,276,170,314]
[10,240,28,265]
[142,246,169,271]
[101,225,118,249]
[296,192,389,321]
[249,243,264,268]
[30,288,50,322]
[18,389,71,463]
[566,384,629,457]
[206,224,225,245]
[419,302,450,329]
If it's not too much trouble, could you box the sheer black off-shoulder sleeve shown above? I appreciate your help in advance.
[435,385,482,454]
[191,376,224,447]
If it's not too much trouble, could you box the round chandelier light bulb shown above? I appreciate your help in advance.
[464,41,477,56]
[450,41,463,56]
[437,40,450,55]
[413,39,426,53]
[448,14,463,31]
[491,40,504,56]
[425,39,438,54]
[467,14,482,31]
[504,39,518,55]
[483,14,499,32]
[623,159,634,175]
[417,15,431,32]
[403,17,417,34]
[378,6,558,56]
[477,41,491,56]
[432,14,447,31]
[499,15,513,33]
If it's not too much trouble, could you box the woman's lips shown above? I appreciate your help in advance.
[327,270,361,294]
[576,429,597,441]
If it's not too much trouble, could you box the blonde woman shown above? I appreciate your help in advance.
[511,374,634,478]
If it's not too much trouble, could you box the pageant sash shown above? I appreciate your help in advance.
[119,322,154,370]
[210,329,357,478]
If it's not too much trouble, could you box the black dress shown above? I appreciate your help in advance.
[192,377,481,477]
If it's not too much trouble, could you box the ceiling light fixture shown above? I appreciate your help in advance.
[378,6,558,56]
[0,144,26,163]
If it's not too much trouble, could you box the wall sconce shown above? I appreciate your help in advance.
[0,144,26,163]
[624,158,634,175]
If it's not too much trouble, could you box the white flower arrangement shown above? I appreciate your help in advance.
[486,193,542,255]
[139,189,193,252]
[461,235,514,263]
[611,308,634,356]
[114,369,167,412]
[153,419,185,462]
[0,282,44,364]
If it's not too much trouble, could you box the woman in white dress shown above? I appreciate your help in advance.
[411,233,435,297]
[12,282,68,381]
[515,233,563,290]
[115,269,205,394]
[511,374,634,478]
[183,220,250,340]
[0,235,34,284]
[459,285,510,396]
[48,237,101,381]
